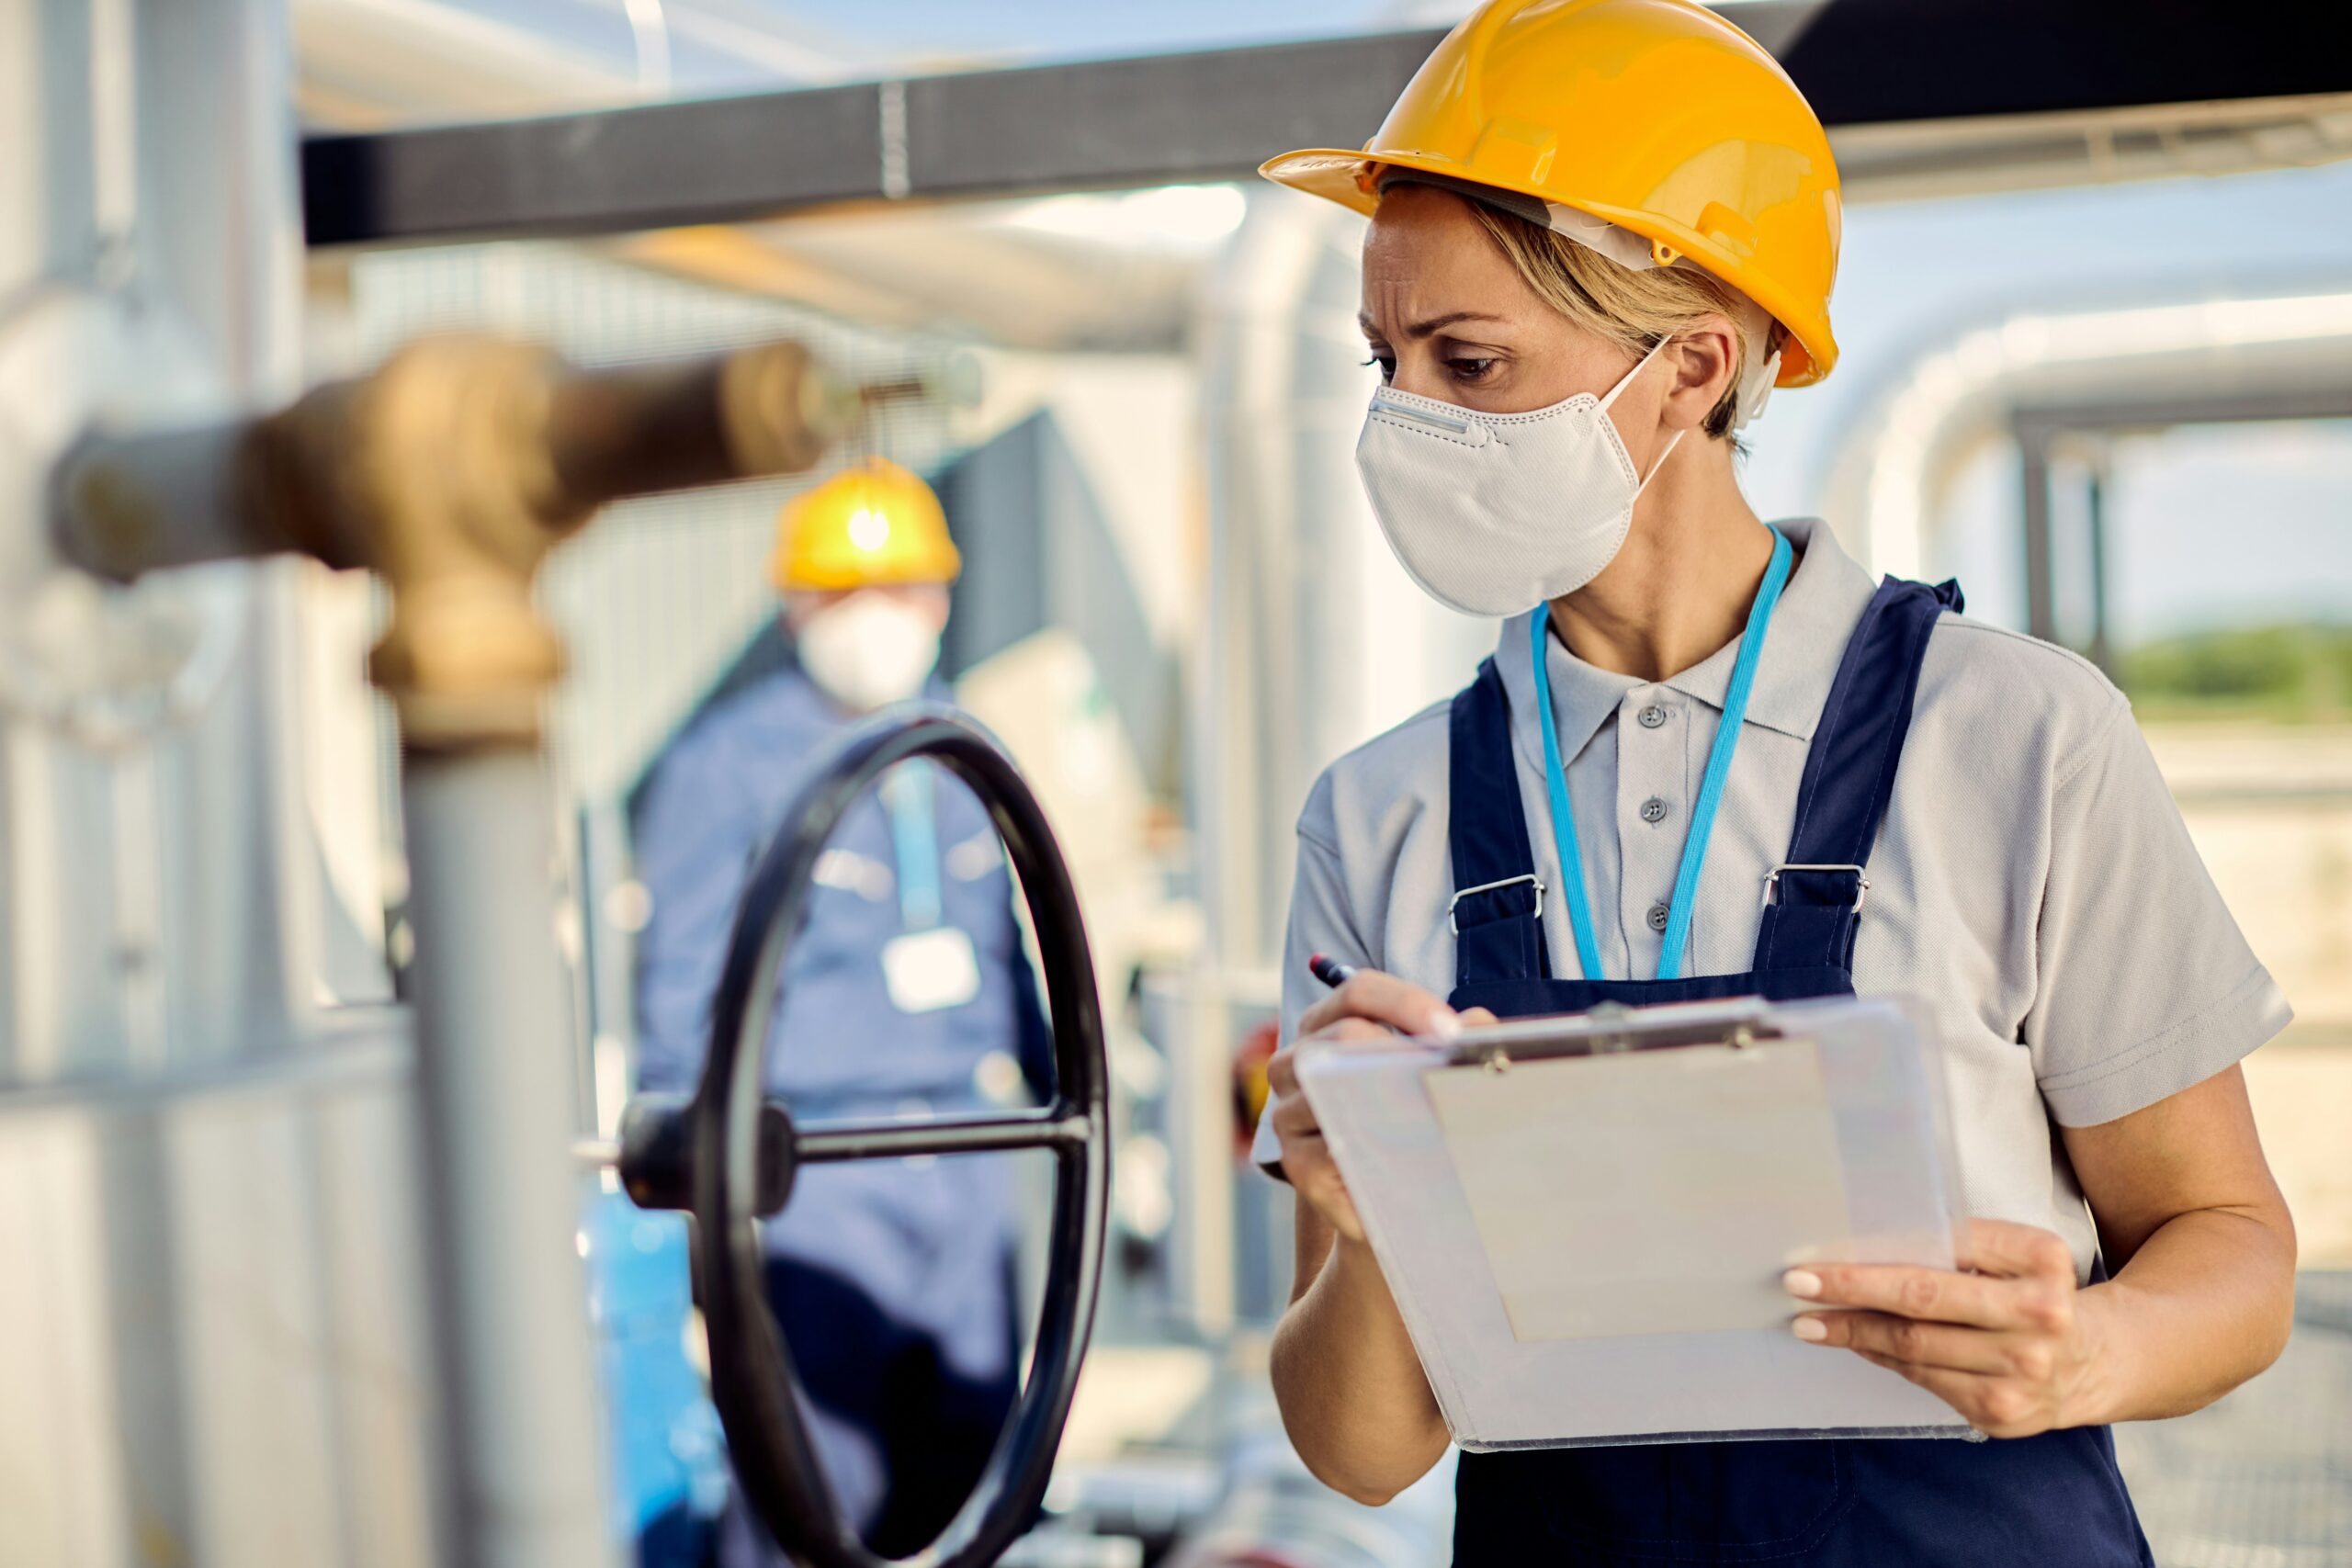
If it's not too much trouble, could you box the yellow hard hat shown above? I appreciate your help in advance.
[1261,0,1842,386]
[771,457,962,592]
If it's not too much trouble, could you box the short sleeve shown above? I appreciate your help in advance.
[2024,704,2291,1126]
[1250,787,1377,1178]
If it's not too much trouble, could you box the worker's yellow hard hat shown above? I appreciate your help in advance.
[1261,0,1842,386]
[771,457,962,592]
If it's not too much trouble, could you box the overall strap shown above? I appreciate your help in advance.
[1448,658,1551,985]
[1754,577,1962,974]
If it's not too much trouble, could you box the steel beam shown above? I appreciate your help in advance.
[298,0,2352,250]
[2014,388,2352,435]
[2020,432,2058,645]
[300,28,1449,247]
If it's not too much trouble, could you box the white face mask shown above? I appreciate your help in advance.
[1353,336,1683,616]
[795,592,942,712]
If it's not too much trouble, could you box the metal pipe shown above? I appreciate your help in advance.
[796,1109,1095,1163]
[1818,288,2352,581]
[401,746,613,1568]
[2021,431,2057,643]
[52,336,862,586]
[1188,188,1492,1334]
[2085,448,2113,675]
[50,420,297,579]
[545,338,854,503]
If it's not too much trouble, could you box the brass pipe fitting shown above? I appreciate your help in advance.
[263,333,859,749]
[256,335,577,749]
[58,332,861,750]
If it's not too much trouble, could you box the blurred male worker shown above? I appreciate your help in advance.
[631,457,1051,1562]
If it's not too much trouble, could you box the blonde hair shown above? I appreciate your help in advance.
[1465,202,1773,441]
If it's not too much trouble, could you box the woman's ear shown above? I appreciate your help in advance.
[1662,314,1740,432]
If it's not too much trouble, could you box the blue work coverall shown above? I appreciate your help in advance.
[631,662,1052,1562]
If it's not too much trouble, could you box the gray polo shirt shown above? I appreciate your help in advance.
[1253,516,2290,1281]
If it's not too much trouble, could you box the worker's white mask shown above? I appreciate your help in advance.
[1353,335,1682,616]
[796,592,942,712]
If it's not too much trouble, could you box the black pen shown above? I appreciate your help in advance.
[1308,952,1357,988]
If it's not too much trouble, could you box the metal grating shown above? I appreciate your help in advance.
[2115,1271,2352,1567]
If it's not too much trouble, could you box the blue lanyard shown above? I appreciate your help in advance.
[883,762,943,931]
[1530,526,1792,981]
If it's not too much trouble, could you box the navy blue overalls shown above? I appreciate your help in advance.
[1442,570,2154,1567]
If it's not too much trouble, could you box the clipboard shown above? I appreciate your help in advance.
[1295,993,1973,1450]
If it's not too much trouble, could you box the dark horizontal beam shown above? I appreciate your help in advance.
[1779,0,2351,127]
[300,0,2352,250]
[301,28,1448,248]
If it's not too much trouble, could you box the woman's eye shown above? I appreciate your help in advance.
[1448,356,1497,383]
[1363,355,1395,381]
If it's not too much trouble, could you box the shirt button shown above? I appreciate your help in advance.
[1646,902,1671,932]
[1640,796,1670,824]
[1637,703,1670,728]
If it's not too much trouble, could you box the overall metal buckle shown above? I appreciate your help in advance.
[1448,874,1545,935]
[1761,863,1870,910]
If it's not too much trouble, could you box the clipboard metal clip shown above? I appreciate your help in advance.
[1447,998,1782,1071]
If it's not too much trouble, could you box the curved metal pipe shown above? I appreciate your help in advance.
[1820,285,2352,580]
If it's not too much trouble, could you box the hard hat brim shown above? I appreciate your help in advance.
[1260,146,1834,389]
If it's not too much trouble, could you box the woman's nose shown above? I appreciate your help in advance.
[1386,355,1454,403]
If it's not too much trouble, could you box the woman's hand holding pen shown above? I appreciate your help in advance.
[1268,962,1495,1244]
[1267,959,1471,1504]
[1783,1219,2109,1438]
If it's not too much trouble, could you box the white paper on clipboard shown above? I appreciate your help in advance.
[1427,1039,1850,1340]
[1295,994,1972,1450]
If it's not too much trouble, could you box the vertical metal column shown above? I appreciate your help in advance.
[401,746,614,1568]
[2085,446,2113,675]
[2019,429,2059,644]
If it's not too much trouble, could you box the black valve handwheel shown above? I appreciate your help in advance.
[681,705,1109,1568]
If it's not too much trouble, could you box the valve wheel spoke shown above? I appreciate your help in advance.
[795,1106,1094,1164]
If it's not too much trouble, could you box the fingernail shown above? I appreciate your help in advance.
[1782,1269,1822,1299]
[1427,1010,1462,1041]
[1792,1315,1827,1342]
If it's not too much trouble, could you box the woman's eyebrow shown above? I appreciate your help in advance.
[1357,310,1508,340]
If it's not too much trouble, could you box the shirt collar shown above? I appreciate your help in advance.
[1497,517,1878,762]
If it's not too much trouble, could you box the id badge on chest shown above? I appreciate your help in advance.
[881,926,982,1015]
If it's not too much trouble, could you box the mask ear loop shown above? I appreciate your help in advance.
[1598,333,1674,412]
[1599,335,1685,496]
[1633,428,1685,498]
